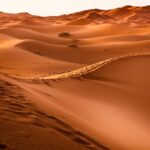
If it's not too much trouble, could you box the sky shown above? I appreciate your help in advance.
[0,0,149,16]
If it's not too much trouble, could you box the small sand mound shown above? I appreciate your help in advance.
[58,32,72,38]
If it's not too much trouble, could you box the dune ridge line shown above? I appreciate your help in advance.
[1,53,149,80]
[39,53,150,80]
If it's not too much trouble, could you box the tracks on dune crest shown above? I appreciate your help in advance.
[0,53,150,80]
[39,53,150,80]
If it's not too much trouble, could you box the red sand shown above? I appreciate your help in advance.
[0,6,150,150]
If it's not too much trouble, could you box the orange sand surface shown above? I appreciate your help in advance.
[0,6,150,150]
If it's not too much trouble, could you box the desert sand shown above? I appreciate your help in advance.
[0,5,150,150]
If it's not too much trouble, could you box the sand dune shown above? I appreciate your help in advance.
[57,5,150,26]
[0,6,150,150]
[39,54,150,80]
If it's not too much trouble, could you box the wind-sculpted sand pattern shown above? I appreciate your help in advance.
[1,53,150,150]
[0,78,109,150]
[0,53,150,80]
[0,6,150,150]
[0,54,149,80]
[40,54,150,80]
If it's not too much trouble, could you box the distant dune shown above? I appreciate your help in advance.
[0,6,150,150]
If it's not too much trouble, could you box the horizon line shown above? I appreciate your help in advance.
[0,5,149,17]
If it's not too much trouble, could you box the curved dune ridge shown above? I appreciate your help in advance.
[0,6,150,150]
[1,54,150,80]
[39,54,150,80]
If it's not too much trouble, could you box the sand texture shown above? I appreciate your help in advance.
[0,5,150,150]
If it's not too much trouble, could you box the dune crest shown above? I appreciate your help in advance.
[40,54,150,80]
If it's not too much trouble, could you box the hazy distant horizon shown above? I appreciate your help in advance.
[0,0,149,16]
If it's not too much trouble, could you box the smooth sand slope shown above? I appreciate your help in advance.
[0,6,150,150]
